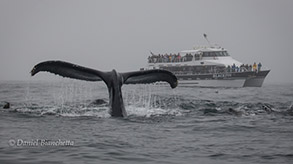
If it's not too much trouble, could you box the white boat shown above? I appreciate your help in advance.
[142,36,270,87]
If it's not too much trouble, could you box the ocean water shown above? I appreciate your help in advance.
[0,80,293,164]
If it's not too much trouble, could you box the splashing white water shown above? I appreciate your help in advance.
[21,80,180,118]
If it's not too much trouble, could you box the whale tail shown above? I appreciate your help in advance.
[31,60,178,88]
[31,60,177,117]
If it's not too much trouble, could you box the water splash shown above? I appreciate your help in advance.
[17,81,181,118]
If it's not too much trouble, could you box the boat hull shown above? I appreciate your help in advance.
[175,70,270,87]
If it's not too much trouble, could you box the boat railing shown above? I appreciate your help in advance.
[148,52,229,64]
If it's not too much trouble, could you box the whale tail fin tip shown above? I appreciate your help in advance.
[30,67,38,76]
[30,60,105,82]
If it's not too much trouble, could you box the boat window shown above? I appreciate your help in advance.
[194,54,200,60]
[215,52,221,57]
[223,51,229,56]
[203,51,232,57]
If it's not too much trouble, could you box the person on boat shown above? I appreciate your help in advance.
[160,54,164,63]
[253,62,257,72]
[232,63,236,72]
[198,53,202,60]
[258,62,262,71]
[248,65,252,71]
[177,53,181,62]
[148,56,152,63]
[227,65,231,72]
[164,54,169,63]
[182,55,186,62]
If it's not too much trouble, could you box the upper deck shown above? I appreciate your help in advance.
[147,46,242,68]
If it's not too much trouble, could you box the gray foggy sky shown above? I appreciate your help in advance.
[0,0,292,83]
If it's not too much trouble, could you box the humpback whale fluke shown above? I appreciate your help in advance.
[31,60,178,117]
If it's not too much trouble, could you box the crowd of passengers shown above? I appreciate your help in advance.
[227,62,262,72]
[148,52,229,63]
[148,53,194,63]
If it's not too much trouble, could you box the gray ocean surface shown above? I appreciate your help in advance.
[0,80,293,164]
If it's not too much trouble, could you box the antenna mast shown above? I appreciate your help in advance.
[203,33,212,47]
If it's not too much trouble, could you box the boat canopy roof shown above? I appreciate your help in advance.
[181,46,226,54]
